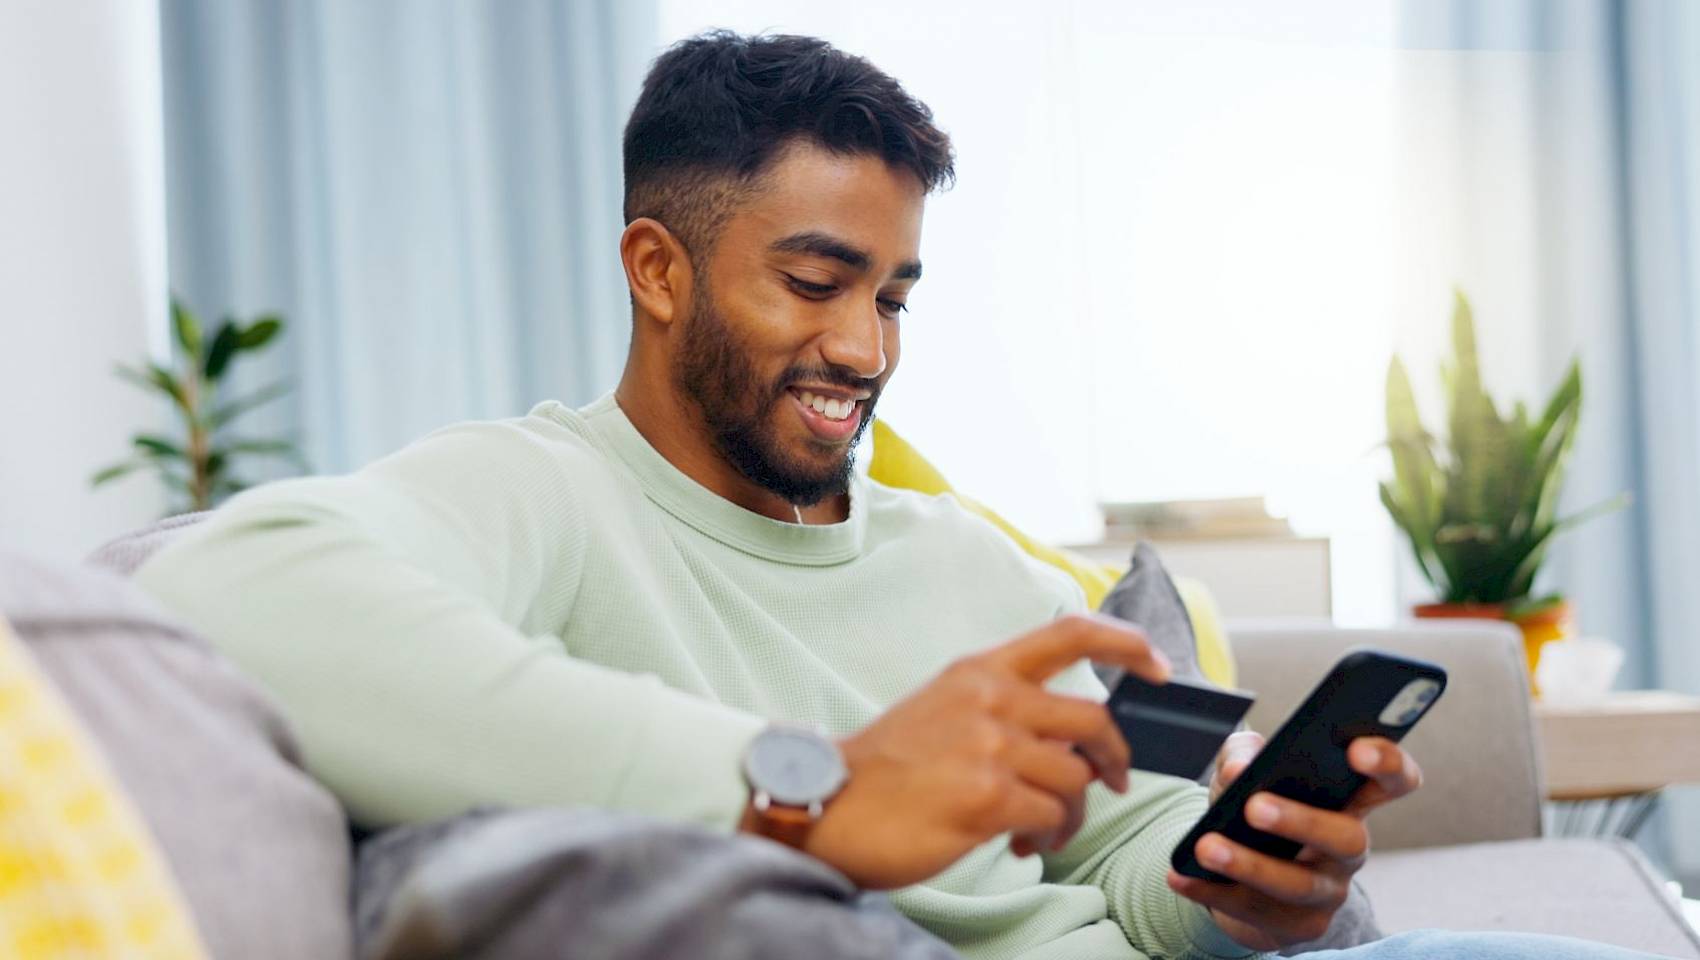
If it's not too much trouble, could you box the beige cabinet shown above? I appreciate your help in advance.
[1065,536,1332,619]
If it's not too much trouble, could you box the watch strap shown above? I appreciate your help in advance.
[740,791,818,850]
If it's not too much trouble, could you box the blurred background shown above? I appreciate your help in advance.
[2,0,1696,899]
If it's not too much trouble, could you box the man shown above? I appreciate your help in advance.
[138,32,1669,960]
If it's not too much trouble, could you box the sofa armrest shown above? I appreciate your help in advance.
[1225,619,1542,851]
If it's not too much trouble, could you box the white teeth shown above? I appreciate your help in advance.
[796,389,857,422]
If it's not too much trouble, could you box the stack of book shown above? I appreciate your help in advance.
[1100,496,1293,541]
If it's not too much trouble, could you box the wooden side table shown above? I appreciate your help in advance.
[1534,690,1700,836]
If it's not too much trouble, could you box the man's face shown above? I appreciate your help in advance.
[671,143,925,506]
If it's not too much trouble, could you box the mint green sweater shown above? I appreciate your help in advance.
[137,394,1255,960]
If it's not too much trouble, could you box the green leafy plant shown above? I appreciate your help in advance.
[92,296,307,513]
[1379,290,1627,606]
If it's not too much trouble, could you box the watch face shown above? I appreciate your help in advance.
[744,727,848,807]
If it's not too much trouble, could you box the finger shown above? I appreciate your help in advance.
[1212,730,1264,800]
[1071,727,1131,795]
[1005,739,1092,851]
[1190,833,1348,908]
[1216,730,1264,782]
[1166,871,1270,923]
[1343,739,1423,817]
[993,614,1171,685]
[1053,790,1087,850]
[1013,737,1094,849]
[998,782,1070,849]
[1243,792,1369,865]
[1012,783,1088,854]
[1004,687,1118,743]
[1001,688,1130,792]
[1006,736,1095,802]
[1166,870,1328,947]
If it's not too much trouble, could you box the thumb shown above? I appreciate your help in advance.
[1211,730,1264,802]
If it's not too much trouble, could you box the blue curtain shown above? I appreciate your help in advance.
[1401,0,1700,885]
[160,1,657,474]
[1612,2,1700,886]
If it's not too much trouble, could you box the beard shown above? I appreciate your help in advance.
[672,282,880,507]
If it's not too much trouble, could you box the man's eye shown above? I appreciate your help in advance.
[786,276,837,297]
[878,299,909,317]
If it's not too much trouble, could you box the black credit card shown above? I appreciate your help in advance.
[1102,671,1255,781]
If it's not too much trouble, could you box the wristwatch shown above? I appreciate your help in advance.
[740,725,849,850]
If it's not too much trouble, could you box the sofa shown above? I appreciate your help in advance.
[1229,620,1700,956]
[2,525,1697,957]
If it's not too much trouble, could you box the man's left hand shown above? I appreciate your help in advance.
[1166,730,1423,951]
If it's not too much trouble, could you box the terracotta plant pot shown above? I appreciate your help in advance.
[1412,600,1576,696]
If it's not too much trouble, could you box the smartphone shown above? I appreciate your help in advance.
[1171,648,1447,882]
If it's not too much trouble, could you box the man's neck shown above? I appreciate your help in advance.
[613,382,849,525]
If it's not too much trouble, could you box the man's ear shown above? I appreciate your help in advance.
[620,218,693,327]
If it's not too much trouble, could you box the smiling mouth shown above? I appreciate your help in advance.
[786,386,869,443]
[790,387,861,422]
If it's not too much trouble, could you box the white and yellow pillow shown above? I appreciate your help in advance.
[0,614,207,959]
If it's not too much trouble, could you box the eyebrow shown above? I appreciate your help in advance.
[770,230,923,281]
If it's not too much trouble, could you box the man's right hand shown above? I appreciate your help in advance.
[798,613,1170,890]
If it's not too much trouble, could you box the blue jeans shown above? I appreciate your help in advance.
[1307,930,1679,959]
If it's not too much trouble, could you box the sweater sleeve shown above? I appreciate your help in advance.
[1040,778,1263,960]
[1040,654,1267,960]
[135,417,764,830]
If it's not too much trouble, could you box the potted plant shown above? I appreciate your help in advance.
[92,296,307,514]
[1379,290,1627,689]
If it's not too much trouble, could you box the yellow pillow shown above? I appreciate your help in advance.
[868,419,1236,688]
[0,614,208,960]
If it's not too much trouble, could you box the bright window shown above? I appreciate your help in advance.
[659,1,1402,623]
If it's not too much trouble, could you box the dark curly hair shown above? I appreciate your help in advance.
[622,31,955,256]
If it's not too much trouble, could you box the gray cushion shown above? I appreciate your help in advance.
[1359,838,1700,957]
[356,807,959,960]
[1098,542,1203,683]
[0,550,354,960]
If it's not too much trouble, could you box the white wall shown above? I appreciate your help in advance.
[0,0,170,561]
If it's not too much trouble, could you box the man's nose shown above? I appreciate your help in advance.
[821,299,887,379]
